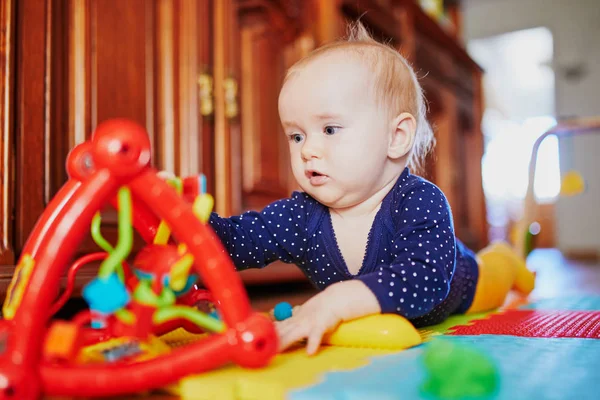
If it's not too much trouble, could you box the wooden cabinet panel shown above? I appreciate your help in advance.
[423,76,486,250]
[12,0,230,256]
[2,0,247,291]
[49,0,154,198]
[238,8,294,211]
[463,73,487,249]
[93,1,150,136]
[49,0,215,194]
[233,1,313,213]
[213,0,241,216]
[0,0,15,265]
[231,0,311,283]
[45,0,172,252]
[415,32,456,85]
[14,0,47,252]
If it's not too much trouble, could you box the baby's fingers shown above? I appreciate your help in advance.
[306,327,326,356]
[276,321,306,352]
[275,319,296,343]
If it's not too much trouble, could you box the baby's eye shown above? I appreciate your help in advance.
[289,133,304,143]
[324,126,340,135]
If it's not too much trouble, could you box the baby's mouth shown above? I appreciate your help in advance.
[306,169,322,178]
[306,170,329,185]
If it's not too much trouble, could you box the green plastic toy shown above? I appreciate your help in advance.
[420,338,499,399]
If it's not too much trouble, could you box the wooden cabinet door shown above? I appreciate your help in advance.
[223,1,313,285]
[0,0,15,266]
[12,0,235,257]
[235,0,310,212]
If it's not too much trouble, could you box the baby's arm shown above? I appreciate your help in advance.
[356,183,455,318]
[277,182,455,353]
[208,191,313,270]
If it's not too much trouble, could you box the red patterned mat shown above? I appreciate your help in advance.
[447,309,600,338]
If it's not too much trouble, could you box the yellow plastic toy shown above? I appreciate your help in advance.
[322,313,422,350]
[560,170,585,196]
[78,335,172,365]
[466,241,535,313]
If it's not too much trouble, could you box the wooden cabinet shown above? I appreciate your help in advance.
[0,0,487,293]
[0,0,15,267]
[236,0,305,212]
[0,0,248,290]
[4,0,237,252]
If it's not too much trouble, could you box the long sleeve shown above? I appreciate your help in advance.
[357,182,456,318]
[208,191,314,270]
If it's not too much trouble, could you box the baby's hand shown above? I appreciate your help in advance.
[275,280,381,355]
[275,289,343,355]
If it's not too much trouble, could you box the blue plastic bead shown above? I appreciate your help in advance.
[82,273,130,314]
[273,302,293,321]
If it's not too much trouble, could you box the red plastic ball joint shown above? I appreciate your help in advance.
[229,312,278,369]
[66,141,95,181]
[0,366,41,400]
[91,119,151,178]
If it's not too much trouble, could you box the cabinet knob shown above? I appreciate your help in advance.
[223,77,238,119]
[198,73,214,116]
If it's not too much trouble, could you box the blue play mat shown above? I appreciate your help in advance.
[519,295,600,311]
[291,335,600,400]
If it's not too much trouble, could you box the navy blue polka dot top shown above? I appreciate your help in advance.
[209,168,479,326]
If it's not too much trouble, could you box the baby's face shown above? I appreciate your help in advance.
[278,52,394,209]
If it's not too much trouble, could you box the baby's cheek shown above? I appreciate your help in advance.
[290,160,304,178]
[336,148,361,168]
[343,152,375,178]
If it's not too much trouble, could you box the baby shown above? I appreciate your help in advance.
[207,22,535,355]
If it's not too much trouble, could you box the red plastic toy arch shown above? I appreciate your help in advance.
[0,119,277,399]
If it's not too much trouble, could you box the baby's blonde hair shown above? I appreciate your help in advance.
[284,21,435,173]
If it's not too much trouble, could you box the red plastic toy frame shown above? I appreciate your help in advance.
[0,119,277,399]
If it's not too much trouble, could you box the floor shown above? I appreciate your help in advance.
[44,248,600,399]
[525,248,600,297]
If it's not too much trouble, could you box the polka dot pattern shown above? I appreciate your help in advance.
[409,242,479,327]
[209,168,479,324]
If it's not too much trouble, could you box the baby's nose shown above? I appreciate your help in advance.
[301,136,323,160]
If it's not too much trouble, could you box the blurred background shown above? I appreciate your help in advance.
[0,0,598,299]
[463,0,600,259]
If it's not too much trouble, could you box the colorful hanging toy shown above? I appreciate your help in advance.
[0,119,277,399]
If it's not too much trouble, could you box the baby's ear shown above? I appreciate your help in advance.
[388,113,416,160]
